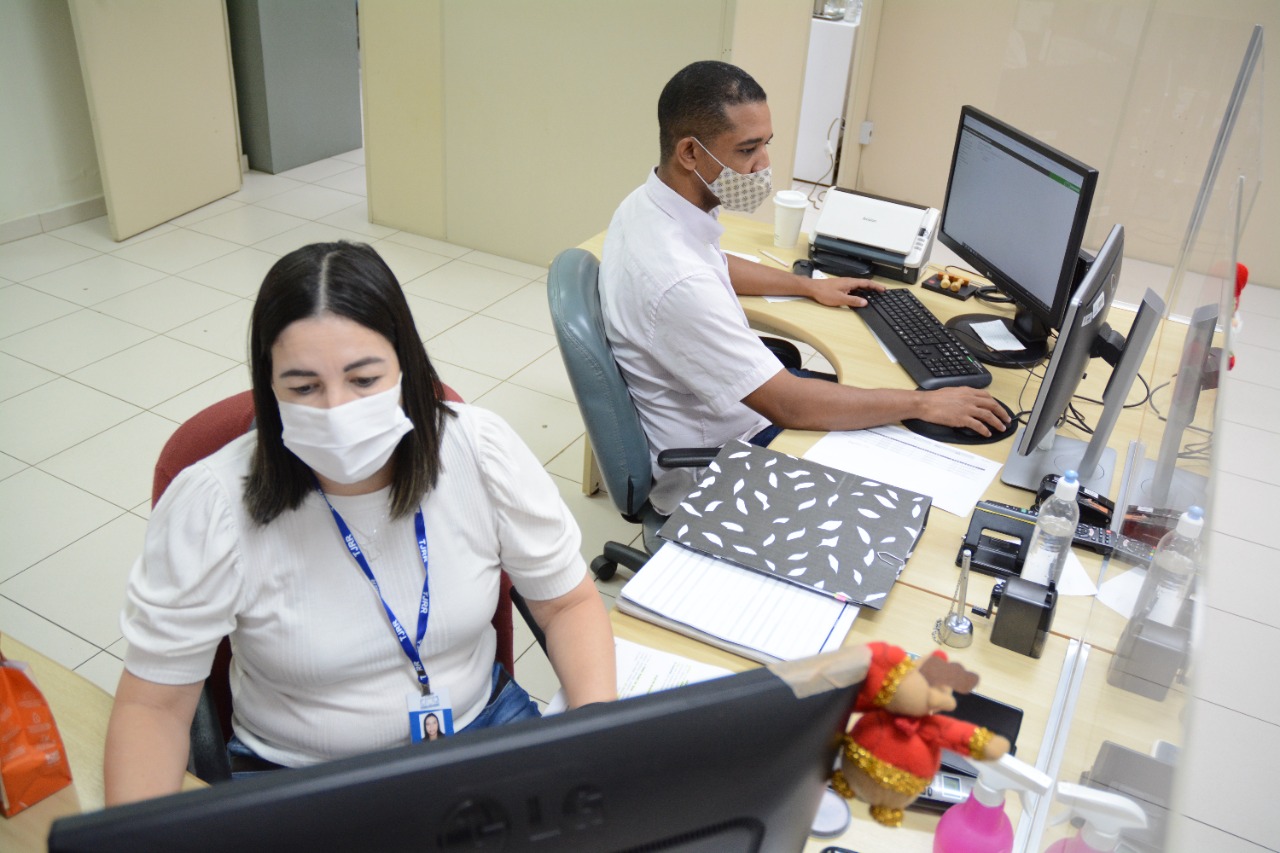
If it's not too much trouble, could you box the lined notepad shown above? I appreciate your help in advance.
[616,542,859,664]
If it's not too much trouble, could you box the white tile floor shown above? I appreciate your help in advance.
[0,151,646,714]
[1,162,1276,851]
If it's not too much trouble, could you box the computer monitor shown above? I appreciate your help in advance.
[1124,301,1219,510]
[1002,226,1167,496]
[939,106,1099,368]
[48,661,858,853]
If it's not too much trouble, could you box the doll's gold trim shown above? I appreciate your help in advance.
[968,726,994,759]
[841,736,931,796]
[873,657,916,708]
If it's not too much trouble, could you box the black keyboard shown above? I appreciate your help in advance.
[853,288,992,390]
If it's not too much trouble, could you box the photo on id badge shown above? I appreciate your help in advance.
[409,689,454,743]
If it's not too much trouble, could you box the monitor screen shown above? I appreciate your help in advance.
[49,661,858,853]
[940,106,1098,367]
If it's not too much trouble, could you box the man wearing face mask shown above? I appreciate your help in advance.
[599,61,1009,515]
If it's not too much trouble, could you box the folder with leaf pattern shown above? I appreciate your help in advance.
[657,440,931,609]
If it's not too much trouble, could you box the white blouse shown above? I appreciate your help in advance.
[122,403,586,767]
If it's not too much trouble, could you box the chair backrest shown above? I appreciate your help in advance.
[150,384,514,758]
[547,248,653,519]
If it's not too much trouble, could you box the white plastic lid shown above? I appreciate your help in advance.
[973,755,1053,807]
[1055,469,1080,502]
[1176,505,1205,538]
[1055,783,1147,851]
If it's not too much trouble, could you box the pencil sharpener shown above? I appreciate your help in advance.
[974,577,1056,659]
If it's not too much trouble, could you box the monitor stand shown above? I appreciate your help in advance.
[1001,429,1117,496]
[1124,458,1208,511]
[1000,289,1166,500]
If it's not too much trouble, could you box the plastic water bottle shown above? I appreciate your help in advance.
[1133,505,1203,626]
[1020,470,1080,586]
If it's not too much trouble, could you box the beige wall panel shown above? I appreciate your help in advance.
[440,1,733,267]
[0,1,101,230]
[727,0,813,225]
[360,0,446,238]
[835,0,882,190]
[852,0,1277,285]
[856,0,1015,211]
[68,0,241,241]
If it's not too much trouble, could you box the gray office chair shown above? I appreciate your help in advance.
[547,248,717,580]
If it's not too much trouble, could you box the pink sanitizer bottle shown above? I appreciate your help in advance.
[933,755,1053,853]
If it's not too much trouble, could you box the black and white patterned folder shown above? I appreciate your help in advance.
[657,441,931,609]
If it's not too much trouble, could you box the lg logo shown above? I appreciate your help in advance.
[437,785,605,849]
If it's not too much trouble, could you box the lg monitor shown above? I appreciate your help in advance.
[939,106,1099,368]
[1002,225,1167,496]
[48,655,860,853]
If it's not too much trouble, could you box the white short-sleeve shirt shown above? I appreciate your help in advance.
[599,170,781,514]
[122,403,585,767]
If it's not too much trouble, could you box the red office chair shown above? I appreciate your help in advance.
[150,385,523,783]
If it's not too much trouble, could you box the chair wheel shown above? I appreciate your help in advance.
[591,556,617,581]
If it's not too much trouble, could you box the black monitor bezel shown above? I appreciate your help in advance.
[49,666,856,853]
[939,105,1099,339]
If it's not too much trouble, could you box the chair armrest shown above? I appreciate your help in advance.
[656,448,720,469]
[508,587,547,656]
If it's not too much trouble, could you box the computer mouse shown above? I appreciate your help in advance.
[901,399,1018,445]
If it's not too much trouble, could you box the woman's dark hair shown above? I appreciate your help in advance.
[657,60,767,163]
[244,241,452,525]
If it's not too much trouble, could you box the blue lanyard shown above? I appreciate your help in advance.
[316,486,433,694]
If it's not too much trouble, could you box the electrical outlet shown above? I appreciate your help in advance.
[824,140,836,157]
[859,121,874,145]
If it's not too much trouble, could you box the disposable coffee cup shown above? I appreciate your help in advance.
[773,190,808,248]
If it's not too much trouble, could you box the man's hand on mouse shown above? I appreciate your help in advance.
[800,275,884,308]
[917,387,1011,437]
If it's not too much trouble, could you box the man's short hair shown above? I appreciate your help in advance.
[657,61,767,163]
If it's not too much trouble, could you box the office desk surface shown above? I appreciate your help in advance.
[0,634,204,852]
[580,215,1189,651]
[576,213,1200,849]
[611,581,1069,852]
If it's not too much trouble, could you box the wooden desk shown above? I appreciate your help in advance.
[0,634,204,852]
[611,588,1072,853]
[583,214,1195,851]
[578,216,1150,649]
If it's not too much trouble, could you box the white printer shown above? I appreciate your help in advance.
[809,188,939,283]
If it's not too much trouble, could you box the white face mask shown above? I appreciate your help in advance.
[278,379,414,485]
[693,138,773,213]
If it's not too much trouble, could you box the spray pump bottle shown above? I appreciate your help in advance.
[1043,783,1147,853]
[933,754,1053,853]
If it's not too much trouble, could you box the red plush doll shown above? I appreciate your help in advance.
[831,642,1010,827]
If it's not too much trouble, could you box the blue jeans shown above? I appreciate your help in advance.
[227,664,540,779]
[749,366,838,448]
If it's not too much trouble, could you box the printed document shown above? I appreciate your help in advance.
[804,426,1002,517]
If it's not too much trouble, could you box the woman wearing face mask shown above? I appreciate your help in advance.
[103,241,616,805]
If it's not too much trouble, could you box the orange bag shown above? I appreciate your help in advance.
[0,639,73,817]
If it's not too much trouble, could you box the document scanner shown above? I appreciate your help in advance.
[808,188,939,283]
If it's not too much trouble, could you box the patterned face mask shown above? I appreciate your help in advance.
[692,138,772,213]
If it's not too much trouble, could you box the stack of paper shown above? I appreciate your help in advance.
[616,542,859,664]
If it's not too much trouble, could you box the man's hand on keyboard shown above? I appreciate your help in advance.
[918,387,1011,436]
[803,276,884,308]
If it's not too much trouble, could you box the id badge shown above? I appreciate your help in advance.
[408,688,454,743]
